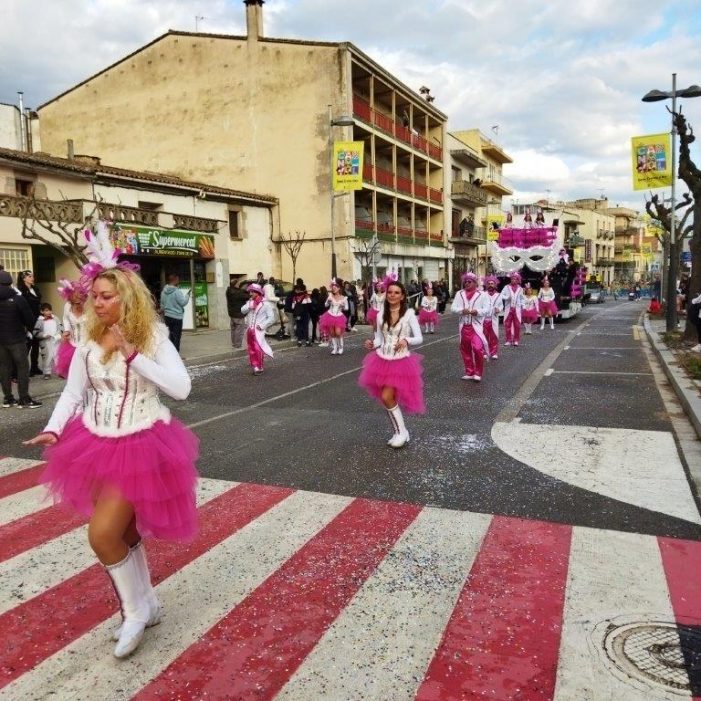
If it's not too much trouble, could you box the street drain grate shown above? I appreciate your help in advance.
[604,621,701,693]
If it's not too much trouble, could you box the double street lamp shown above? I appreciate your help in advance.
[328,105,355,279]
[641,74,701,332]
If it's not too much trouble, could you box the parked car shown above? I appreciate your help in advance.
[583,283,604,304]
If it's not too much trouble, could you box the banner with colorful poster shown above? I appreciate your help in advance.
[332,141,364,191]
[631,133,672,190]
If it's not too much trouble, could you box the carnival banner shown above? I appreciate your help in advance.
[332,141,364,191]
[631,133,672,191]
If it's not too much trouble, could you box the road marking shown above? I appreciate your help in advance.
[633,326,641,340]
[544,368,554,376]
[550,370,653,376]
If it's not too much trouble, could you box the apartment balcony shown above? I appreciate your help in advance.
[172,214,219,234]
[429,232,444,245]
[352,94,443,162]
[414,228,429,242]
[480,138,513,164]
[414,182,428,200]
[429,187,443,205]
[451,179,487,206]
[363,162,374,183]
[396,174,413,196]
[355,219,375,238]
[0,194,83,223]
[450,147,488,169]
[450,224,487,244]
[596,258,616,267]
[481,172,513,196]
[375,165,394,190]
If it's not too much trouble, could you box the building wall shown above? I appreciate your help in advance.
[0,105,22,150]
[39,34,348,286]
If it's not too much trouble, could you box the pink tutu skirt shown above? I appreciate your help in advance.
[358,352,425,414]
[366,308,379,326]
[319,311,346,336]
[539,300,558,317]
[418,309,439,325]
[54,341,75,379]
[40,417,199,542]
[522,307,539,323]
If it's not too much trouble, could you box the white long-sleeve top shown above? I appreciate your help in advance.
[537,287,556,304]
[451,289,491,326]
[372,308,422,360]
[242,299,274,330]
[43,324,191,438]
[34,316,62,342]
[485,291,503,323]
[420,295,438,313]
[369,292,385,311]
[500,284,524,312]
[325,294,348,316]
[62,302,86,347]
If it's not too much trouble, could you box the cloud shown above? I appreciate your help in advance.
[2,0,701,211]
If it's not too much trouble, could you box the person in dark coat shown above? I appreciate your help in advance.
[17,270,42,375]
[0,270,42,408]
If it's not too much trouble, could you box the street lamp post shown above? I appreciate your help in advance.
[642,75,701,332]
[328,105,355,279]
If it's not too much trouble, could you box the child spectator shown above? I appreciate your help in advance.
[33,303,62,379]
[647,297,662,315]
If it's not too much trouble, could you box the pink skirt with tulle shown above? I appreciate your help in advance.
[418,309,439,325]
[54,341,75,379]
[319,312,346,336]
[522,307,539,323]
[358,352,425,414]
[40,416,199,542]
[539,300,558,317]
[366,308,379,326]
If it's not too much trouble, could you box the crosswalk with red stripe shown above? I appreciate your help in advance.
[1,456,701,700]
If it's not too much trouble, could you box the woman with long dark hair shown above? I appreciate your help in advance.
[17,270,42,375]
[358,277,424,448]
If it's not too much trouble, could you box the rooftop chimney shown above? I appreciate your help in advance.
[244,0,264,41]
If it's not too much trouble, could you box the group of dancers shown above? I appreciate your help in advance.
[24,217,562,662]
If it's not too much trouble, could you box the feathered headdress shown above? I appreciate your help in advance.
[381,270,398,291]
[79,220,140,287]
[57,277,89,302]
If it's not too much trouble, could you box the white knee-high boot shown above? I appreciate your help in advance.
[549,318,555,329]
[112,541,161,641]
[331,337,338,354]
[540,318,545,330]
[106,549,151,658]
[387,404,409,448]
[338,336,344,354]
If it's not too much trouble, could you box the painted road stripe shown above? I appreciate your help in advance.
[0,463,43,499]
[0,485,48,526]
[554,528,679,701]
[416,516,572,701]
[277,508,492,701]
[133,499,421,701]
[0,478,233,616]
[0,457,43,479]
[551,370,653,376]
[0,482,292,690]
[4,490,353,701]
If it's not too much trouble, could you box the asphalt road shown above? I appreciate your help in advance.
[8,298,700,541]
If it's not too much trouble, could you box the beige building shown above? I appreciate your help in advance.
[447,130,513,281]
[0,147,277,329]
[37,0,450,287]
[607,206,648,281]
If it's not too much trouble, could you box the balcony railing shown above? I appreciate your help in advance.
[363,162,374,182]
[414,182,428,200]
[0,194,83,223]
[414,229,429,240]
[352,94,443,161]
[429,187,443,204]
[375,165,394,190]
[451,224,487,243]
[99,203,159,226]
[396,174,412,195]
[451,180,487,206]
[397,226,414,238]
[173,214,219,233]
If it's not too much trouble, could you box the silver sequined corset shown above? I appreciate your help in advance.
[378,318,410,360]
[83,348,169,436]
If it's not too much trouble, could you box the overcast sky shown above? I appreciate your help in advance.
[2,0,701,211]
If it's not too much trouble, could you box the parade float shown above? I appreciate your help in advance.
[489,208,583,319]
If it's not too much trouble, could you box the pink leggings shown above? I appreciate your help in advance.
[504,309,521,344]
[246,328,264,369]
[483,319,499,357]
[460,325,485,377]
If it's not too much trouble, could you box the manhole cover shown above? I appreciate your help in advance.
[604,621,701,693]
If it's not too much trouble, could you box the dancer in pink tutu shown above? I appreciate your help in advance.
[366,279,385,329]
[418,283,439,334]
[500,271,524,346]
[521,283,539,334]
[23,221,199,660]
[358,279,424,448]
[319,279,348,355]
[538,276,558,330]
[483,275,503,358]
[241,283,274,375]
[451,272,491,381]
[54,278,89,379]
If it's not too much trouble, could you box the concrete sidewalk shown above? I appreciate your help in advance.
[644,315,701,440]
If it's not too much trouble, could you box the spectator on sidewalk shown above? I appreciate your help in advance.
[160,273,190,352]
[225,277,249,348]
[292,285,312,346]
[309,288,323,344]
[0,270,42,408]
[17,270,42,375]
[647,297,662,315]
[690,291,701,353]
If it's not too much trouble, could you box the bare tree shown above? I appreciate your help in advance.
[673,110,701,340]
[279,230,306,283]
[353,237,381,282]
[20,193,99,270]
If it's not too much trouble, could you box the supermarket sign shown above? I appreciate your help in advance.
[112,224,215,259]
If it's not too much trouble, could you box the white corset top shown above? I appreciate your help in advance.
[327,297,346,316]
[83,346,169,436]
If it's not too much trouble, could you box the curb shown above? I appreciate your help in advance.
[644,315,701,441]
